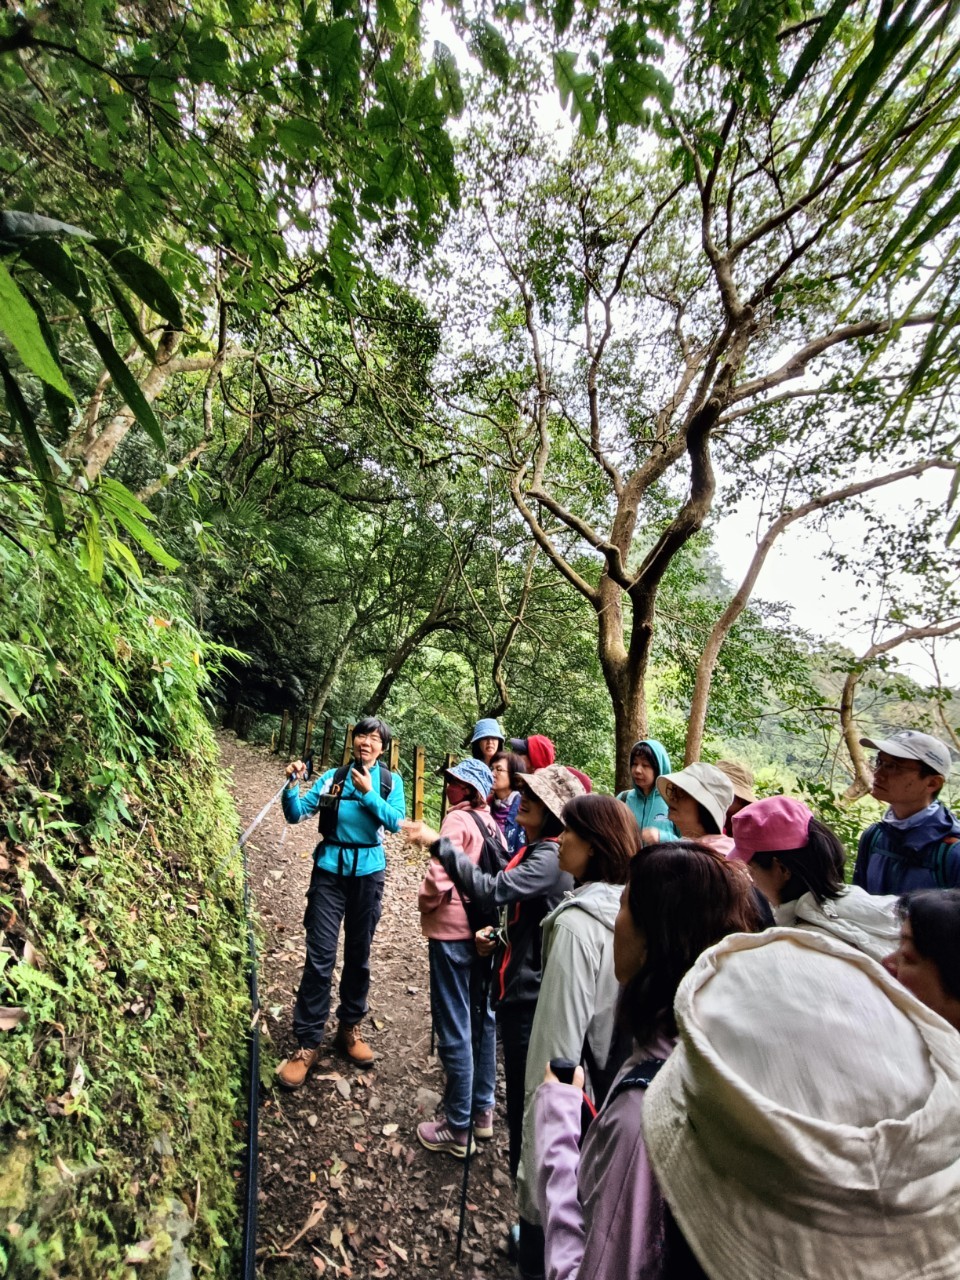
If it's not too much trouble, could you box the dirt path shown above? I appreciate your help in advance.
[217,732,516,1279]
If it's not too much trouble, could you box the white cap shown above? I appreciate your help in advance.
[859,730,952,777]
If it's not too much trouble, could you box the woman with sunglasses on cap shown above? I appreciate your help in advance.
[416,758,506,1159]
[884,888,960,1030]
[403,764,583,1190]
[515,794,642,1280]
[730,795,900,962]
[533,842,763,1280]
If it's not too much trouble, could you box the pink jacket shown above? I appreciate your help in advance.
[418,803,504,941]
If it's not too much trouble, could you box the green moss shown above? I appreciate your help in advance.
[0,504,251,1278]
[0,743,249,1278]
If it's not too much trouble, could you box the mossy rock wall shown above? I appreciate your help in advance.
[0,742,249,1278]
[0,506,250,1278]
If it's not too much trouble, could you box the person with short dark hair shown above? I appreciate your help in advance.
[490,750,524,854]
[276,716,404,1085]
[533,842,763,1280]
[884,888,960,1030]
[731,795,899,961]
[515,795,642,1277]
[470,717,504,765]
[854,730,960,892]
[617,739,676,841]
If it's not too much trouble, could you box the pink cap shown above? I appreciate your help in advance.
[730,796,813,863]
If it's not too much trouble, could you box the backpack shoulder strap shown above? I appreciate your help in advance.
[466,808,495,837]
[331,764,351,792]
[933,835,960,888]
[378,765,393,800]
[605,1058,666,1107]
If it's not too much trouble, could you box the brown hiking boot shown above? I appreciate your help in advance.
[335,1021,375,1067]
[276,1045,322,1090]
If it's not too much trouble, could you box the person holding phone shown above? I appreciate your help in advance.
[276,716,405,1086]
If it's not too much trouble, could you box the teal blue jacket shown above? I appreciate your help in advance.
[617,739,677,837]
[282,763,405,876]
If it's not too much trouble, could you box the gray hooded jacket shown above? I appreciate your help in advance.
[515,880,623,1226]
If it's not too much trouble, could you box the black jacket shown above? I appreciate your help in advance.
[433,836,573,1007]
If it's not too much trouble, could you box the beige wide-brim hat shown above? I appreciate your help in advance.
[644,928,960,1280]
[656,762,735,833]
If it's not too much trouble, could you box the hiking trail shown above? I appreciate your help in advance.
[219,732,517,1278]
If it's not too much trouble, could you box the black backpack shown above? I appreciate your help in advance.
[316,762,394,842]
[454,809,510,934]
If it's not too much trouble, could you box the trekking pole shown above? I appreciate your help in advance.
[455,954,494,1264]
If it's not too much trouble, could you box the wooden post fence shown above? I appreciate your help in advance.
[277,709,289,755]
[439,752,456,820]
[319,717,333,770]
[413,745,426,821]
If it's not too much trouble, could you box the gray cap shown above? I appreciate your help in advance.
[859,730,952,777]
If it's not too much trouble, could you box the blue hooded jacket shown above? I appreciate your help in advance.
[617,739,676,836]
[853,802,960,893]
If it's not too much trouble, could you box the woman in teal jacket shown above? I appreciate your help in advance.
[276,716,405,1086]
[616,739,676,838]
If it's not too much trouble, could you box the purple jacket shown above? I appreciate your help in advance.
[534,1031,676,1280]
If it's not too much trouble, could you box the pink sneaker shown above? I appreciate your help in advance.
[416,1118,476,1159]
[473,1108,495,1139]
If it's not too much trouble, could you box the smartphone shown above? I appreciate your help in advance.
[351,758,367,774]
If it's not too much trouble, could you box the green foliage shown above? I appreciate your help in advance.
[795,776,879,873]
[0,480,248,1277]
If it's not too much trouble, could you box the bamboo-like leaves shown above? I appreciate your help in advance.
[82,318,165,451]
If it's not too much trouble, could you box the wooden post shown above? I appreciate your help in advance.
[277,709,289,755]
[390,739,400,771]
[341,723,356,765]
[439,752,456,820]
[288,710,300,760]
[302,716,314,758]
[320,717,333,770]
[413,745,426,821]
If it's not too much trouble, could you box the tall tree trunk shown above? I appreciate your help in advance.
[311,624,358,721]
[840,618,960,798]
[597,573,650,790]
[362,615,453,716]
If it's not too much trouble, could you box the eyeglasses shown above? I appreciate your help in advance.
[871,755,921,776]
[354,732,383,745]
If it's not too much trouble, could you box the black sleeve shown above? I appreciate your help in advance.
[433,837,558,909]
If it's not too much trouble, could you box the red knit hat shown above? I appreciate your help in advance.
[509,734,556,771]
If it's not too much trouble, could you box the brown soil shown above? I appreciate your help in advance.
[217,732,517,1280]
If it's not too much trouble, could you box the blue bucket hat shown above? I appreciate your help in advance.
[470,717,504,746]
[446,758,494,801]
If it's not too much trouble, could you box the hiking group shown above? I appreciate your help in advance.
[276,715,960,1280]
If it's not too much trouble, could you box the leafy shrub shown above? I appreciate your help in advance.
[0,482,248,1278]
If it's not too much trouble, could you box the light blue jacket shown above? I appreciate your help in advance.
[282,763,405,876]
[617,738,677,837]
